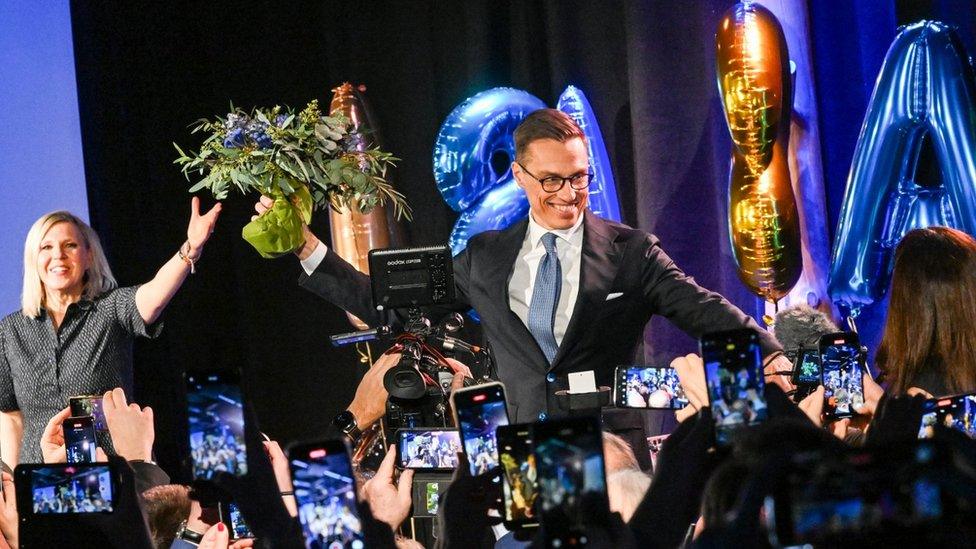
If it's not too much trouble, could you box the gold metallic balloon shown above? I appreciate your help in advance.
[328,83,405,328]
[716,2,802,302]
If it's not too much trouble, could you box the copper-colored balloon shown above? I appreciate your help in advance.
[328,83,406,328]
[716,2,802,302]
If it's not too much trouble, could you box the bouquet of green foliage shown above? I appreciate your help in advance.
[174,99,410,258]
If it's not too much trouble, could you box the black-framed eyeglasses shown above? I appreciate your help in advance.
[516,162,594,193]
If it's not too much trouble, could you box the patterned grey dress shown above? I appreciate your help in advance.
[0,286,161,463]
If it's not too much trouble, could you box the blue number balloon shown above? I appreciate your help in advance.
[828,21,976,316]
[557,85,622,223]
[433,87,545,254]
[435,86,622,255]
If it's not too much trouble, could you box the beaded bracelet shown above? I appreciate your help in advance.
[177,241,196,274]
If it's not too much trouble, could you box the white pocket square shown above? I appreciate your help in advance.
[605,292,624,301]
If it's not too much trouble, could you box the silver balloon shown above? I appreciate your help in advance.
[556,85,622,222]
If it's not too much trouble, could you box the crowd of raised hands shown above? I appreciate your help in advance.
[0,342,973,548]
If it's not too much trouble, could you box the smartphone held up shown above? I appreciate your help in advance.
[819,332,865,420]
[614,365,688,409]
[185,370,248,480]
[288,439,364,548]
[396,428,462,471]
[451,382,510,476]
[702,329,767,445]
[63,416,98,464]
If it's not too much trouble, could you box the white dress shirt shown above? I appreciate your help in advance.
[300,241,329,275]
[300,213,585,347]
[508,213,584,347]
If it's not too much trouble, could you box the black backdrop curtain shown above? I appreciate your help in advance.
[68,0,976,478]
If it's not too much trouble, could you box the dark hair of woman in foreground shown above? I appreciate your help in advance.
[876,226,976,397]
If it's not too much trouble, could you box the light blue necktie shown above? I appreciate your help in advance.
[527,233,561,364]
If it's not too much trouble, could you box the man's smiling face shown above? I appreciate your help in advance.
[513,137,590,230]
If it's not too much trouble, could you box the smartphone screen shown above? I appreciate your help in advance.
[288,439,363,548]
[185,371,247,479]
[20,463,114,514]
[918,393,976,439]
[614,365,688,409]
[533,416,608,546]
[396,429,462,471]
[819,333,865,419]
[702,329,767,445]
[64,416,98,464]
[772,441,945,545]
[497,424,539,529]
[224,502,254,540]
[794,350,822,386]
[69,396,108,433]
[69,395,115,453]
[452,382,509,476]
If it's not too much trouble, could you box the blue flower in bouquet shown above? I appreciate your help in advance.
[274,114,289,127]
[245,121,273,149]
[343,131,367,153]
[223,128,247,148]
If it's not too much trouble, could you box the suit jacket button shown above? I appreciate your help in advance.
[546,373,556,383]
[538,412,548,421]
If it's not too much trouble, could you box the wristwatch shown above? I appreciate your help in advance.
[332,409,362,442]
[175,520,204,545]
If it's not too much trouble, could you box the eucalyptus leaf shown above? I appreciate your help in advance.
[188,180,210,193]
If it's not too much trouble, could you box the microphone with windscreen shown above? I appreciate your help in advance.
[773,305,841,401]
[773,305,840,360]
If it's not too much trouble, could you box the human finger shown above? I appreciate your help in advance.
[110,387,128,410]
[374,445,397,482]
[197,522,230,549]
[397,467,414,503]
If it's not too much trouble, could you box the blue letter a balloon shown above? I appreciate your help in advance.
[828,21,976,315]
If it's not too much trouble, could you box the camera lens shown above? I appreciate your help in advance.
[384,365,427,400]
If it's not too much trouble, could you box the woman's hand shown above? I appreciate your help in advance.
[197,522,230,549]
[186,196,222,258]
[136,197,222,324]
[263,440,297,517]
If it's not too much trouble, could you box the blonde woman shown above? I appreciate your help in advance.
[0,198,220,465]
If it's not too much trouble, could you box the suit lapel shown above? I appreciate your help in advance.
[551,211,620,369]
[482,219,551,373]
[483,217,528,308]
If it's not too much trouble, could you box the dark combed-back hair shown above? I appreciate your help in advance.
[513,108,586,162]
[877,227,976,395]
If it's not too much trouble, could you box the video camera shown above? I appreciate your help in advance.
[330,245,492,433]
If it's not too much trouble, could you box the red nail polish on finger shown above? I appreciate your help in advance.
[217,522,225,532]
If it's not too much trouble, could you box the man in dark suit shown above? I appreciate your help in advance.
[259,109,788,450]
